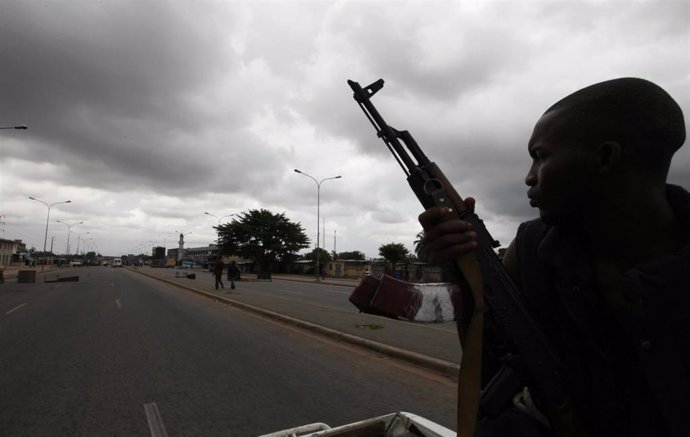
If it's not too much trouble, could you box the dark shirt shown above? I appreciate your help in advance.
[213,262,224,276]
[480,185,690,437]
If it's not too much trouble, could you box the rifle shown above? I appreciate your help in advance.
[347,79,583,437]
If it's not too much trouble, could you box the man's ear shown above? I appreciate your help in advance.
[596,141,622,173]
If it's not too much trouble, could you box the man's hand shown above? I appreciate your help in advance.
[418,197,478,266]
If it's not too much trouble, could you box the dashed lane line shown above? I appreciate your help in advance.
[144,402,169,437]
[5,303,27,315]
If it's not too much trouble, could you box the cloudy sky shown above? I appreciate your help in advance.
[1,0,688,258]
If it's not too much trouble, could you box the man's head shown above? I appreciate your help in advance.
[544,78,685,175]
[525,78,685,225]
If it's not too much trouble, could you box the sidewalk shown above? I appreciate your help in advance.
[130,266,462,379]
[0,266,62,282]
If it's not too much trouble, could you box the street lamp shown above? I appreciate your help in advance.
[204,211,235,245]
[294,169,342,282]
[0,125,28,130]
[159,232,176,248]
[56,220,83,255]
[28,197,71,268]
[76,231,90,255]
[83,238,95,255]
[204,211,235,227]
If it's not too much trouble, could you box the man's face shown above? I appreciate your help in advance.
[525,110,598,225]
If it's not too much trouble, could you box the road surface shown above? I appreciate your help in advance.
[0,267,457,436]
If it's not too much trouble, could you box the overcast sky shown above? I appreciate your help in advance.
[1,0,688,259]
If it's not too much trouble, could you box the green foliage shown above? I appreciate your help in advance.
[413,231,429,263]
[337,250,366,260]
[302,247,332,263]
[378,242,410,267]
[218,209,310,270]
[404,253,418,263]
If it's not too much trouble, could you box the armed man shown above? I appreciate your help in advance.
[420,78,689,437]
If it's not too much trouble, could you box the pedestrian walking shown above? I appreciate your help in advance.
[213,258,224,290]
[227,260,238,289]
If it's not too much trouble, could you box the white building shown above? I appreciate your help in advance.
[0,239,20,267]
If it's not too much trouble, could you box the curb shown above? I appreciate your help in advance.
[128,267,460,380]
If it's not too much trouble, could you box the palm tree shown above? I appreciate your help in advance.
[413,231,428,263]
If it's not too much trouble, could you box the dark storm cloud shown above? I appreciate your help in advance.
[0,1,253,194]
[1,0,687,257]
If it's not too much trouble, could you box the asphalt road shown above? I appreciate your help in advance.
[0,267,457,436]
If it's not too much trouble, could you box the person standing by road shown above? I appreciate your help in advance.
[227,260,238,290]
[213,258,224,290]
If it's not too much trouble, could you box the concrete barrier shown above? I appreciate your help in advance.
[17,270,36,283]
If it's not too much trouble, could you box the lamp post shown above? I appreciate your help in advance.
[29,197,71,268]
[204,211,234,228]
[294,169,342,282]
[160,232,175,248]
[56,220,83,256]
[83,238,95,254]
[204,211,235,247]
[76,231,90,256]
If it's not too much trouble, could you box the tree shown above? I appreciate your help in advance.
[217,209,310,271]
[337,250,366,260]
[378,242,410,268]
[302,247,332,264]
[413,231,429,263]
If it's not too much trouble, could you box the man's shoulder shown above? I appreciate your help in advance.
[515,218,552,254]
[668,184,690,223]
[517,218,549,236]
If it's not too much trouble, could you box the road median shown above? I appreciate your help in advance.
[127,266,461,380]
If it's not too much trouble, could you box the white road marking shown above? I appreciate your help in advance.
[5,303,27,315]
[115,298,122,309]
[143,402,169,437]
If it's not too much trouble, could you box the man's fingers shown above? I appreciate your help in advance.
[418,197,476,229]
[464,197,476,213]
[418,206,449,229]
[428,240,478,265]
[423,219,473,243]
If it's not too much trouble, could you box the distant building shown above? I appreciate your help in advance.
[151,246,166,268]
[0,239,21,267]
[168,244,218,266]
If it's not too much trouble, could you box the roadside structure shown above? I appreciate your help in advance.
[0,239,21,267]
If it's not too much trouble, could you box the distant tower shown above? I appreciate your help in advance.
[178,233,184,262]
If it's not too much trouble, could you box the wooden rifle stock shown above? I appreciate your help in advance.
[348,79,583,437]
